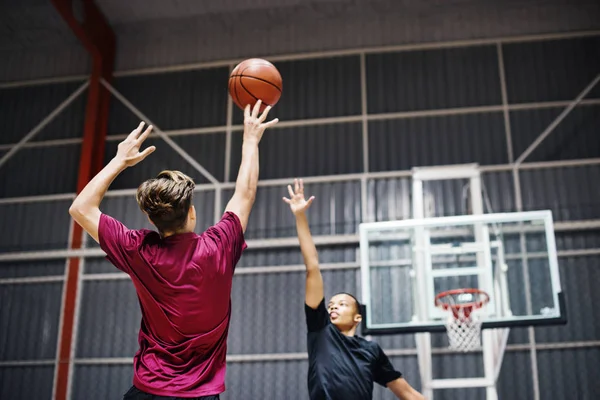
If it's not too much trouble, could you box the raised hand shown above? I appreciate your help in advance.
[115,122,156,167]
[283,179,315,215]
[243,100,279,143]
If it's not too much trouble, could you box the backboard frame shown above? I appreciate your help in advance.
[359,210,568,336]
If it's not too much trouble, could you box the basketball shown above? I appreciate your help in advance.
[228,58,283,112]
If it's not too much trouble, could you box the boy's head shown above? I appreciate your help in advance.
[136,170,196,236]
[327,292,362,332]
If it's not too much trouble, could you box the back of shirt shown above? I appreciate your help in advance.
[98,211,246,397]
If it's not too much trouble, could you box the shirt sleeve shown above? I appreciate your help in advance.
[373,344,403,387]
[203,212,248,272]
[98,213,146,274]
[305,298,330,332]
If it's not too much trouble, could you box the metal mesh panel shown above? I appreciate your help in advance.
[222,359,309,400]
[0,259,65,279]
[228,269,359,354]
[104,133,226,187]
[0,365,55,400]
[519,165,600,221]
[107,68,229,133]
[536,256,600,343]
[0,282,63,360]
[368,113,508,171]
[72,364,134,400]
[76,280,141,358]
[224,180,361,240]
[0,144,80,197]
[510,105,600,162]
[537,347,600,400]
[236,245,357,268]
[502,36,600,103]
[0,81,86,144]
[228,123,363,181]
[366,46,502,113]
[0,200,72,252]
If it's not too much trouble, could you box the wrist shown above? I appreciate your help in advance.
[109,156,128,171]
[242,136,260,146]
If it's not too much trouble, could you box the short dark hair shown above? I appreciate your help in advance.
[333,292,362,315]
[136,170,195,234]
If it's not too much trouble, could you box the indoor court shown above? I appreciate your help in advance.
[1,1,599,399]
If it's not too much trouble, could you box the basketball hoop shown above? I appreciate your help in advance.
[435,288,490,352]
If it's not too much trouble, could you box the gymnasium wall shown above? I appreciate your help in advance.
[1,33,599,400]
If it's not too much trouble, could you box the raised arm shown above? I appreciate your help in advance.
[69,122,155,243]
[225,100,278,233]
[283,179,323,309]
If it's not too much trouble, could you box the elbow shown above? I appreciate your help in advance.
[69,201,85,219]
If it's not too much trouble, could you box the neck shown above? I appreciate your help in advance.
[161,228,193,238]
[338,325,358,337]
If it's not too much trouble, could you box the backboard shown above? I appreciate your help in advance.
[359,210,567,334]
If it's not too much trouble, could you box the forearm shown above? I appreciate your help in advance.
[70,158,126,213]
[296,212,324,308]
[233,138,260,200]
[295,212,319,271]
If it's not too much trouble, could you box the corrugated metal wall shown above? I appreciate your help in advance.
[0,33,599,399]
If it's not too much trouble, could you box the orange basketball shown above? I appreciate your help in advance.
[228,58,282,112]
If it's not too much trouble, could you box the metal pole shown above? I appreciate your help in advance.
[514,73,600,167]
[0,81,89,170]
[100,78,221,186]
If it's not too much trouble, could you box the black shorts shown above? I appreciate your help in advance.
[123,385,220,400]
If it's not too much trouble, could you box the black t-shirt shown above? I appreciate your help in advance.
[305,299,402,400]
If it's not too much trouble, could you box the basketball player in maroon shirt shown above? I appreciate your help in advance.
[69,100,278,399]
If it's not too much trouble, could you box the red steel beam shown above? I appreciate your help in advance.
[51,1,115,399]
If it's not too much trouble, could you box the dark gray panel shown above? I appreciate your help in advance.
[555,230,600,251]
[237,245,357,268]
[366,46,502,113]
[0,365,54,400]
[72,364,134,400]
[503,36,600,103]
[0,81,86,144]
[232,56,361,124]
[76,280,141,358]
[105,133,225,187]
[519,166,600,221]
[498,350,534,400]
[510,105,600,162]
[367,177,412,223]
[224,180,361,240]
[482,171,516,213]
[535,256,600,343]
[228,270,359,354]
[0,282,62,360]
[538,348,600,400]
[108,68,229,133]
[0,200,72,252]
[229,123,363,181]
[0,144,80,197]
[368,113,508,171]
[0,259,65,279]
[222,359,309,400]
[87,190,216,250]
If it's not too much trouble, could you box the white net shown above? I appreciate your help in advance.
[444,306,485,352]
[437,290,489,352]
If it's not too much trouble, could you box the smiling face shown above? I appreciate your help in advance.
[327,293,362,333]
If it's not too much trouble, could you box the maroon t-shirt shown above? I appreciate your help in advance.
[98,211,247,397]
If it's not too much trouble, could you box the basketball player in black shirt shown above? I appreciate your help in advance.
[283,179,425,400]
